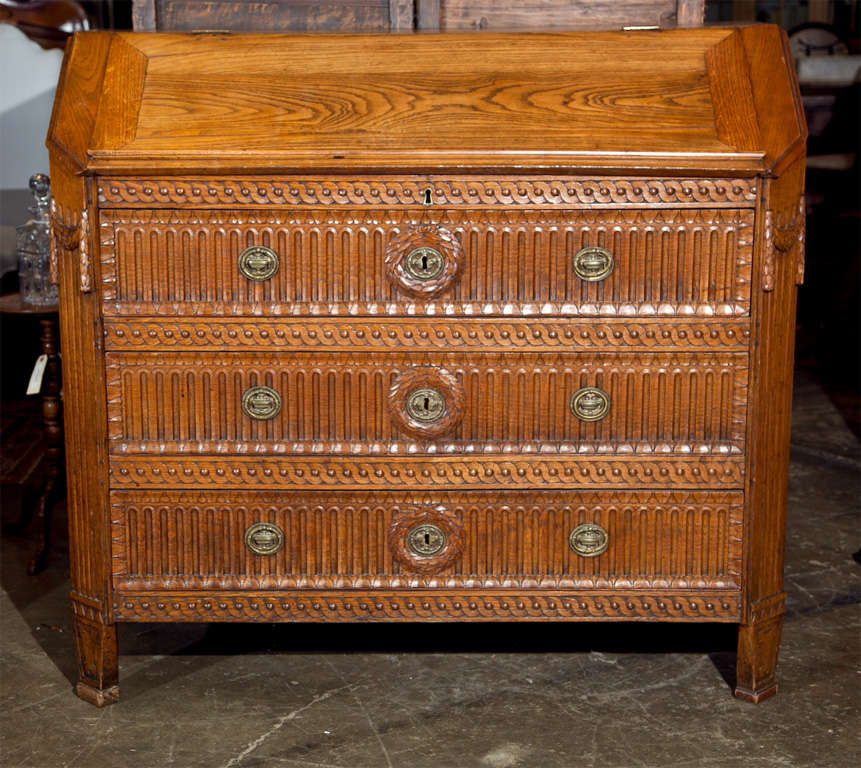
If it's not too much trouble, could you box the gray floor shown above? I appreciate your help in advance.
[1,370,859,768]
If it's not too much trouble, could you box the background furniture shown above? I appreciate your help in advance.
[131,0,705,31]
[0,292,62,574]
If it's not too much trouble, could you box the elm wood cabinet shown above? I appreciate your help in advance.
[47,27,806,706]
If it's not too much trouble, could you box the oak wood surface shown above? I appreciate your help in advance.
[47,27,804,175]
[48,26,805,705]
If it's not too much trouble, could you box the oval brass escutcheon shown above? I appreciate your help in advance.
[244,522,284,556]
[403,246,445,280]
[572,246,614,282]
[569,522,609,558]
[241,385,282,420]
[570,386,610,422]
[407,523,447,557]
[405,387,446,423]
[238,245,279,281]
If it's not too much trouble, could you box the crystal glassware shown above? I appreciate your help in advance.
[17,173,58,305]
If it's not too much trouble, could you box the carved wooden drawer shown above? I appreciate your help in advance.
[110,490,743,599]
[50,28,805,706]
[105,350,748,463]
[99,207,754,317]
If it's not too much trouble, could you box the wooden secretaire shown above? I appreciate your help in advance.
[47,27,806,706]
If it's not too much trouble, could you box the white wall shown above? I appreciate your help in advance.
[0,25,64,274]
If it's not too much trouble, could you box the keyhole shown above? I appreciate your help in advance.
[423,188,432,206]
[424,531,431,546]
[423,396,430,412]
[421,254,428,271]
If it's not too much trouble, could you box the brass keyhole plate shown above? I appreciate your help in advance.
[406,523,447,557]
[244,522,284,556]
[241,385,282,420]
[572,246,614,282]
[238,245,279,281]
[405,387,446,423]
[403,246,445,280]
[569,522,609,558]
[570,386,610,422]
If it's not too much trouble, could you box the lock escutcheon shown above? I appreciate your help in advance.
[406,523,447,557]
[403,246,445,280]
[572,246,614,282]
[405,387,446,423]
[241,385,282,420]
[569,522,609,557]
[238,245,279,281]
[244,522,284,556]
[570,386,610,421]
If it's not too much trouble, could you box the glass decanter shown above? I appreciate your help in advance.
[17,173,58,305]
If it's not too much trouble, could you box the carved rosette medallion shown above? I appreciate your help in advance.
[388,368,464,440]
[384,225,463,298]
[388,506,464,574]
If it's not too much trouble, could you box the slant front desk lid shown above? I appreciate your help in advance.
[48,26,804,176]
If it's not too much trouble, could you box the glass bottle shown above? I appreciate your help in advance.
[17,173,58,305]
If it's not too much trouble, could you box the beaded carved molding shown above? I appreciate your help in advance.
[97,178,758,207]
[107,456,746,489]
[102,319,752,351]
[112,591,742,622]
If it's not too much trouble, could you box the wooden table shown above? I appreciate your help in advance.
[0,292,63,574]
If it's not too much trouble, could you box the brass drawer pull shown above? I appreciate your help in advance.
[405,387,446,423]
[244,522,284,556]
[238,245,279,281]
[241,386,282,420]
[570,387,610,421]
[407,523,447,557]
[573,246,614,282]
[403,246,445,280]
[569,523,609,558]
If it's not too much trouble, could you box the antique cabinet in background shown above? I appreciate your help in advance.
[131,0,706,32]
[47,26,806,705]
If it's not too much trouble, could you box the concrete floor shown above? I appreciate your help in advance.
[0,370,858,768]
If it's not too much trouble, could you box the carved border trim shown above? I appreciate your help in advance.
[103,319,752,351]
[112,591,742,622]
[97,178,758,207]
[108,456,745,489]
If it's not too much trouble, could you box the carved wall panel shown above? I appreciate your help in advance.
[99,208,754,316]
[110,490,743,591]
[105,351,748,455]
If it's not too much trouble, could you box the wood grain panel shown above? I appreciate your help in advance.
[435,1,702,31]
[100,208,753,316]
[110,490,742,591]
[138,0,415,33]
[105,351,747,455]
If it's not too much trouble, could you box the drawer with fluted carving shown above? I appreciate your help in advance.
[104,351,748,462]
[98,207,754,317]
[109,490,743,601]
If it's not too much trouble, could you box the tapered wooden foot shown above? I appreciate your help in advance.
[72,611,119,707]
[734,614,783,703]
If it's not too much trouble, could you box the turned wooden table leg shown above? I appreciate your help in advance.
[72,606,119,706]
[734,613,783,703]
[29,316,63,574]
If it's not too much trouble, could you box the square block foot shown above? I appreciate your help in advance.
[75,682,120,707]
[733,682,778,704]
